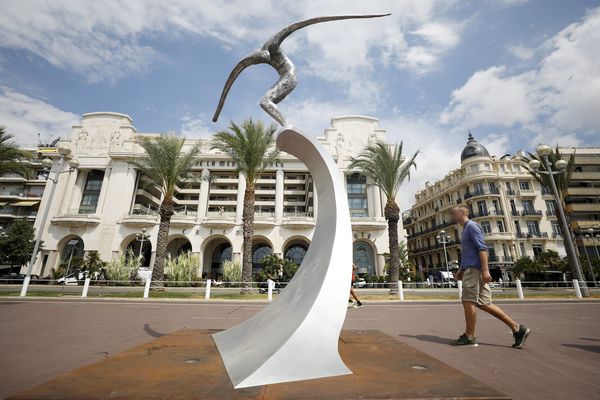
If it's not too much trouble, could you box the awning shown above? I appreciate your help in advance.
[12,201,40,206]
[0,202,7,206]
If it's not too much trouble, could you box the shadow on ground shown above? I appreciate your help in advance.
[398,334,510,348]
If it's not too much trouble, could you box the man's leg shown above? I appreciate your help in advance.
[478,304,519,332]
[462,301,478,337]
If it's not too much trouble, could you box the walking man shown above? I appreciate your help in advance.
[349,264,363,308]
[449,205,530,348]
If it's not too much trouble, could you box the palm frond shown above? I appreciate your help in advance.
[348,141,419,201]
[0,127,33,178]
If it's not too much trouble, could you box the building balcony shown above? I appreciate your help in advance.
[489,255,514,264]
[518,189,537,197]
[52,208,101,226]
[170,207,198,228]
[567,203,600,213]
[282,212,315,230]
[0,174,28,183]
[122,207,158,227]
[0,205,38,219]
[566,187,600,196]
[463,188,500,200]
[201,211,236,229]
[571,171,600,181]
[350,215,387,231]
[506,189,516,196]
[254,212,276,229]
[516,231,548,239]
[546,210,557,217]
[521,209,543,217]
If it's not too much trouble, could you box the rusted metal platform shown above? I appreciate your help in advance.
[8,329,510,400]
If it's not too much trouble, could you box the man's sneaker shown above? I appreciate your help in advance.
[512,325,531,349]
[450,334,478,347]
[355,301,363,308]
[348,300,355,308]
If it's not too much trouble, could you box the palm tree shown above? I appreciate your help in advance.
[522,148,579,278]
[349,141,419,294]
[0,127,31,178]
[211,119,279,293]
[130,135,201,288]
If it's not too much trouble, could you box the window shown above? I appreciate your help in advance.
[481,221,492,234]
[79,170,104,213]
[496,221,505,232]
[492,199,501,214]
[470,164,480,173]
[532,244,544,258]
[552,222,560,236]
[522,200,534,212]
[474,182,484,194]
[506,182,512,190]
[519,181,530,191]
[347,174,368,217]
[527,221,540,236]
[546,200,556,215]
[510,199,517,213]
[477,200,487,215]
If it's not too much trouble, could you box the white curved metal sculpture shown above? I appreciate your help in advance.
[213,126,353,388]
[211,14,390,388]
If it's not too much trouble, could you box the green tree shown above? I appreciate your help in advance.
[512,256,544,279]
[129,135,201,288]
[0,220,38,275]
[522,148,579,278]
[398,240,416,281]
[81,250,106,279]
[349,141,419,294]
[0,127,32,178]
[211,119,279,293]
[536,249,566,271]
[258,254,299,282]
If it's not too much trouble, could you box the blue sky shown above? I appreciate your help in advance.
[1,0,599,208]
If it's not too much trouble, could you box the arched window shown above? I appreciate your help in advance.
[126,238,152,268]
[285,245,307,265]
[353,241,375,275]
[252,244,273,270]
[212,243,232,273]
[60,237,84,266]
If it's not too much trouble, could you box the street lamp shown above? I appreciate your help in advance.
[136,228,151,268]
[436,230,452,287]
[528,143,588,297]
[20,146,76,297]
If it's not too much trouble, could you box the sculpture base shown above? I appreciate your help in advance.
[7,329,510,400]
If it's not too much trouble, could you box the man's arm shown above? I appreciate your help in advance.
[479,250,492,283]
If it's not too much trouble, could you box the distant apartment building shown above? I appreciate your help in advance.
[560,147,600,259]
[23,113,401,278]
[403,134,566,281]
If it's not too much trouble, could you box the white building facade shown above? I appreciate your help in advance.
[29,113,400,278]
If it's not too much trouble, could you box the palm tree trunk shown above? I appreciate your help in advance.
[385,200,400,294]
[241,186,255,294]
[152,198,174,289]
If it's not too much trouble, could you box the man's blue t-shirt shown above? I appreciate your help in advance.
[460,220,488,269]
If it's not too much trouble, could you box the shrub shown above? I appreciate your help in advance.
[165,253,201,285]
[105,249,140,284]
[222,260,242,283]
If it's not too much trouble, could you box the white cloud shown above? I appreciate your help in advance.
[441,7,600,147]
[180,113,213,139]
[0,86,80,146]
[507,44,534,61]
[0,0,464,91]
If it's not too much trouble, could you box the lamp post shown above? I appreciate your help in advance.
[528,143,588,297]
[20,147,78,297]
[136,228,151,268]
[436,230,451,287]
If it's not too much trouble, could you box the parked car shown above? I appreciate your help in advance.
[57,270,85,285]
[354,278,367,288]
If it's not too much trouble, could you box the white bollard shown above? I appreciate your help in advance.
[458,280,463,300]
[82,278,91,298]
[398,280,404,301]
[267,279,274,301]
[516,279,524,300]
[19,276,31,297]
[205,279,212,300]
[143,278,151,299]
[572,279,582,299]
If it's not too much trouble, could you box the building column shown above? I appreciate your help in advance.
[377,254,386,276]
[275,169,284,223]
[373,184,382,219]
[59,168,79,214]
[366,179,375,218]
[96,168,112,215]
[235,172,246,225]
[198,169,210,221]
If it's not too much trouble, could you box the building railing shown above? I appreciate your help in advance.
[173,206,197,217]
[521,209,543,216]
[206,210,236,217]
[130,206,158,216]
[506,189,516,195]
[517,231,548,239]
[283,211,313,218]
[65,208,96,215]
[546,210,556,216]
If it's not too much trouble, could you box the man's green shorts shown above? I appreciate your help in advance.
[461,267,492,305]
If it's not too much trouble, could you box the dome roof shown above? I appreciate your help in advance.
[460,132,490,161]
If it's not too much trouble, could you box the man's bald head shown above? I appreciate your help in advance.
[450,205,469,225]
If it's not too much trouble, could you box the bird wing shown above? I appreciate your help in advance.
[212,50,267,122]
[265,14,391,52]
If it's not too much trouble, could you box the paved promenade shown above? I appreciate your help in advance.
[1,299,599,399]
